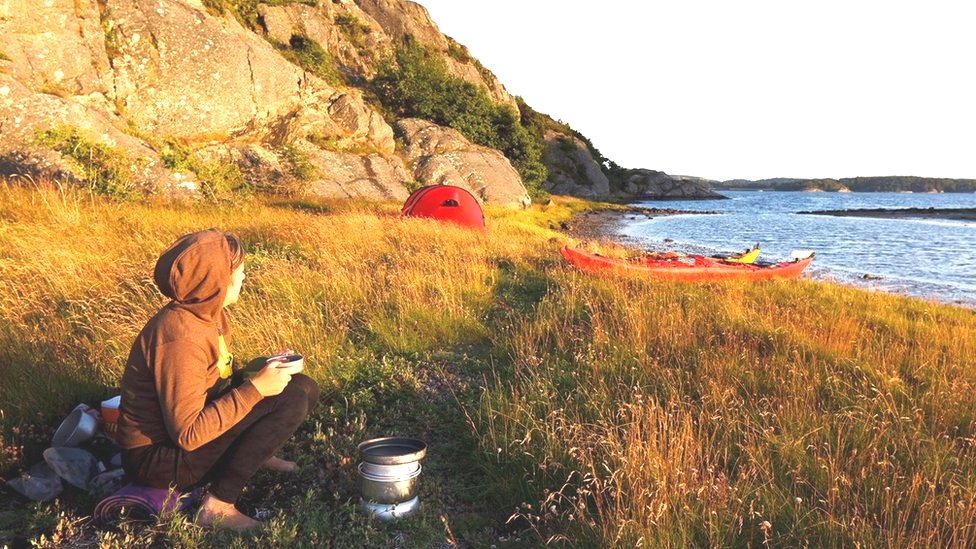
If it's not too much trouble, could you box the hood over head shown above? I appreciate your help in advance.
[153,229,235,323]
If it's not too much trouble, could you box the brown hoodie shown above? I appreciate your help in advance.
[117,229,263,451]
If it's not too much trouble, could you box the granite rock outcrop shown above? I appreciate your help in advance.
[541,130,610,199]
[0,0,706,205]
[396,118,529,208]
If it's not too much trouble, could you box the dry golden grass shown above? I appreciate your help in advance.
[1,180,975,547]
[486,269,976,546]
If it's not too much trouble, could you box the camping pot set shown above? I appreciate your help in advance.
[357,437,426,521]
[52,404,101,447]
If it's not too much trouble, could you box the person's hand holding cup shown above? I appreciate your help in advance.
[251,353,303,397]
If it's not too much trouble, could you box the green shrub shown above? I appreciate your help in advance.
[275,34,345,86]
[372,39,548,197]
[159,139,247,200]
[36,84,71,98]
[33,126,138,199]
[201,0,259,27]
[334,14,370,50]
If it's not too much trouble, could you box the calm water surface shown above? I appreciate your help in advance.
[614,191,976,307]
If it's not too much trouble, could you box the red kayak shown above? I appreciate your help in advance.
[560,245,813,282]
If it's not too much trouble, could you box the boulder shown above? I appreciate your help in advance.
[263,89,395,155]
[541,129,610,199]
[233,144,293,191]
[395,118,529,208]
[303,145,410,201]
[0,0,399,197]
[354,0,450,50]
[0,0,626,206]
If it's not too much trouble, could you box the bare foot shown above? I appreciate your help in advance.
[195,493,260,531]
[262,455,298,473]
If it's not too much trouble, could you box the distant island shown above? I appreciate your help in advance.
[799,207,976,221]
[714,176,976,193]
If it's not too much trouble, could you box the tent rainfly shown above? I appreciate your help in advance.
[401,185,486,232]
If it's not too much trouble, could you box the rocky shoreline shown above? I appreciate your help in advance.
[799,207,976,221]
[561,203,975,310]
[565,205,718,242]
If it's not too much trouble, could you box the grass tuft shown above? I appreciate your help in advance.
[159,138,247,200]
[278,144,319,185]
[32,126,139,199]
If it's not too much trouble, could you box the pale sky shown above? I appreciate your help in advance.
[416,1,976,182]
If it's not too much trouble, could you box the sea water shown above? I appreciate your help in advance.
[614,191,976,307]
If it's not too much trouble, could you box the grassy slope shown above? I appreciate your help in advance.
[0,183,974,547]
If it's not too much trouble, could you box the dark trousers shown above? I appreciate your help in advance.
[122,374,319,503]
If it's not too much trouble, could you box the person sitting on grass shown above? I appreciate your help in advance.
[116,229,319,531]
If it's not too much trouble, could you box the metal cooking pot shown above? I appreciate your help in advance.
[357,437,426,465]
[358,463,422,504]
[52,405,99,447]
[359,460,420,478]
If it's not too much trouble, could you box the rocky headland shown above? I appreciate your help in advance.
[0,0,717,206]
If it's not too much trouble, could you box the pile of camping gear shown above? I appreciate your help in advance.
[4,397,125,504]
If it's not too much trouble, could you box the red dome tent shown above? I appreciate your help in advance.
[401,185,486,232]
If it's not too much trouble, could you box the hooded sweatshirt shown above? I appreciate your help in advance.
[117,229,263,452]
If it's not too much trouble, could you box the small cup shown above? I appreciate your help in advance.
[101,395,121,442]
[267,354,303,371]
[100,396,121,423]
